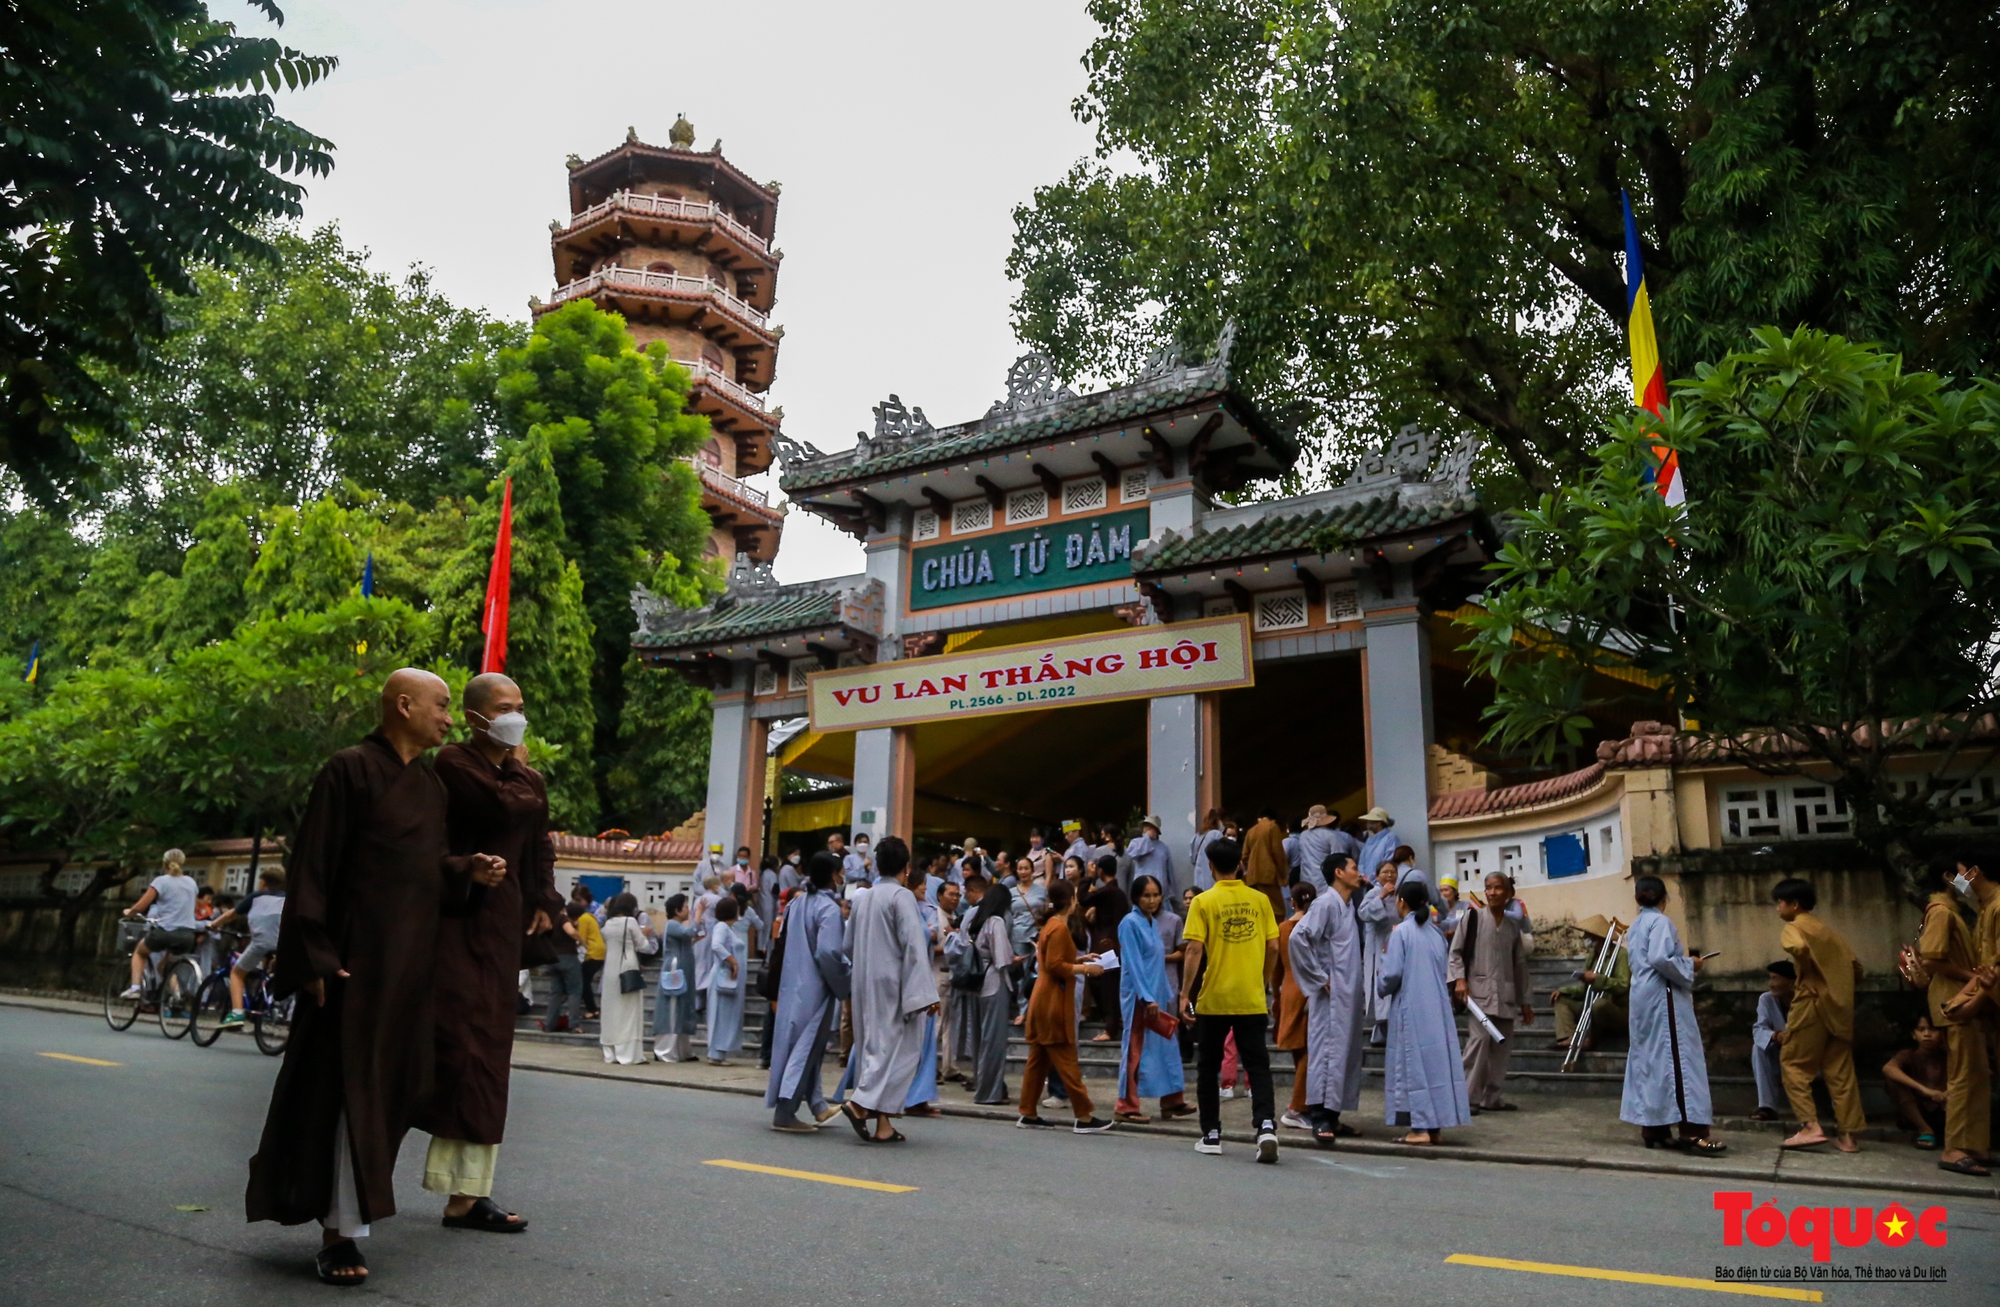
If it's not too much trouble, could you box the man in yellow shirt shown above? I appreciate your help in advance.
[1925,855,1992,1176]
[573,896,606,1019]
[1178,838,1282,1163]
[1773,878,1865,1153]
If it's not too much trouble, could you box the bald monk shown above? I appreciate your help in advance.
[246,670,505,1286]
[417,673,562,1231]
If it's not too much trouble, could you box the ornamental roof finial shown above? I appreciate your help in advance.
[668,114,696,148]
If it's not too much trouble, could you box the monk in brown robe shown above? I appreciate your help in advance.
[419,672,562,1230]
[246,669,504,1287]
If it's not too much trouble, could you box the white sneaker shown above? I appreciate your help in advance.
[1195,1130,1223,1155]
[1256,1120,1280,1164]
[1218,1087,1236,1100]
[1280,1110,1311,1131]
[120,985,140,999]
[1042,1095,1064,1109]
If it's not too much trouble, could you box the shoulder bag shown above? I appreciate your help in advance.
[1897,905,1936,990]
[616,921,645,995]
[757,914,787,1001]
[806,898,851,1001]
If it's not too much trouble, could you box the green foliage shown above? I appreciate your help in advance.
[1466,328,2000,896]
[1010,0,2000,497]
[434,429,599,830]
[245,497,365,620]
[489,300,716,823]
[0,1,336,508]
[604,655,712,837]
[92,224,521,529]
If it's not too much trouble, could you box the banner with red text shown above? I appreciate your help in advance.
[807,614,1254,732]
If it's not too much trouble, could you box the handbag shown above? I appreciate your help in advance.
[616,923,645,994]
[1897,906,1937,990]
[807,900,851,1001]
[1136,1000,1178,1038]
[1942,974,1992,1023]
[757,915,787,1002]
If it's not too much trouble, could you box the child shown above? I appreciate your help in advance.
[1749,960,1795,1120]
[1881,1016,1950,1149]
[215,868,285,1030]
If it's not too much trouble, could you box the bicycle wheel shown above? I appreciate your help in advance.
[253,989,293,1057]
[102,967,140,1031]
[190,973,233,1047]
[157,958,202,1039]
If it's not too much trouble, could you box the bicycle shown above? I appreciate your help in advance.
[101,914,204,1039]
[191,935,292,1055]
[190,929,246,1048]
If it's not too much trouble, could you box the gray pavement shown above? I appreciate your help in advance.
[3,1002,1996,1306]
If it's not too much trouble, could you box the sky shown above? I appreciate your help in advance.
[218,0,1109,583]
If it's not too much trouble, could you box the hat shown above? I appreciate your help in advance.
[1061,819,1082,833]
[1360,807,1393,825]
[1303,804,1335,829]
[1438,874,1459,889]
[709,843,724,853]
[1574,914,1611,938]
[1141,814,1162,831]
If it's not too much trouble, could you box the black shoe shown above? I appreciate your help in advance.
[1016,1114,1055,1129]
[1195,1130,1223,1156]
[1256,1120,1279,1164]
[1072,1116,1116,1134]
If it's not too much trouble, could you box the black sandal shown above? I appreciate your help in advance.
[875,1128,908,1143]
[315,1239,368,1286]
[841,1101,873,1142]
[1938,1156,1991,1176]
[1681,1138,1729,1156]
[441,1196,528,1233]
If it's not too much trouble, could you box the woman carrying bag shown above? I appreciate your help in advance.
[599,893,657,1066]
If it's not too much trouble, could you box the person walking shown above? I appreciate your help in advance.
[245,670,504,1287]
[1377,879,1470,1146]
[1290,852,1366,1147]
[1016,878,1114,1133]
[766,853,849,1132]
[1772,877,1866,1154]
[703,898,748,1066]
[651,895,698,1062]
[965,882,1018,1105]
[1915,857,1990,1176]
[598,894,656,1066]
[839,837,938,1142]
[1178,837,1281,1162]
[539,907,585,1034]
[1620,876,1725,1155]
[1448,872,1534,1115]
[1114,875,1190,1124]
[1082,857,1129,1044]
[573,896,605,1020]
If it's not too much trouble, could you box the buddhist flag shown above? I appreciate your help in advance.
[479,479,514,675]
[23,641,37,684]
[361,552,374,597]
[1622,189,1683,506]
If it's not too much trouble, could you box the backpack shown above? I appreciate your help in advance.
[951,923,989,992]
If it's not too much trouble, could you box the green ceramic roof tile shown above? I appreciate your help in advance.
[1135,493,1480,573]
[633,587,843,650]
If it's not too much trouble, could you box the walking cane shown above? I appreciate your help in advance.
[1562,920,1625,1073]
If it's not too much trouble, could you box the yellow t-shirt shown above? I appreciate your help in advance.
[1184,878,1279,1015]
[576,912,606,962]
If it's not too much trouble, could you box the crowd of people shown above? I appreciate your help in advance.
[192,668,2000,1289]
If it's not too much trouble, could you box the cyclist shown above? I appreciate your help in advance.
[208,868,286,1031]
[121,848,199,998]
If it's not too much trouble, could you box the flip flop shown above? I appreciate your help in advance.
[1938,1156,1991,1176]
[1396,1133,1436,1146]
[315,1239,368,1286]
[442,1196,527,1232]
[1914,1133,1940,1150]
[1781,1133,1829,1150]
[841,1102,873,1141]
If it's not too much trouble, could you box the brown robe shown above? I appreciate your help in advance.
[1274,916,1308,1051]
[416,743,562,1146]
[1026,917,1081,1046]
[246,734,471,1227]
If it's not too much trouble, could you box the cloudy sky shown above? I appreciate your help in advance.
[222,0,1108,581]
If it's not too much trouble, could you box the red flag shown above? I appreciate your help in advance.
[480,478,513,674]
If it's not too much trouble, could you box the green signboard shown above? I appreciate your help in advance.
[909,506,1151,611]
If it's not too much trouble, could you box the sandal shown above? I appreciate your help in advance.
[841,1102,873,1142]
[1313,1128,1340,1150]
[315,1239,368,1286]
[875,1128,907,1143]
[907,1104,944,1118]
[441,1196,528,1232]
[1681,1138,1729,1156]
[1914,1133,1940,1150]
[1397,1132,1436,1146]
[1938,1156,1991,1176]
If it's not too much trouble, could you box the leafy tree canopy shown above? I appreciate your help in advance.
[1009,0,2000,498]
[1,0,335,507]
[1466,328,2000,899]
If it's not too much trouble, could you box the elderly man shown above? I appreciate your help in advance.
[1357,807,1398,886]
[418,672,562,1234]
[1293,806,1360,893]
[246,670,504,1287]
[1548,914,1630,1050]
[1448,872,1534,1114]
[1125,816,1172,898]
[840,837,940,1142]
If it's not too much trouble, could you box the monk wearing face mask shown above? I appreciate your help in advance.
[417,673,564,1233]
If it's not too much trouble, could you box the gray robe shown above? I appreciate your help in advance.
[1619,907,1713,1127]
[844,881,939,1114]
[702,921,747,1056]
[1357,885,1396,1025]
[1288,889,1365,1110]
[1293,827,1360,891]
[765,892,848,1107]
[1378,914,1471,1129]
[1750,989,1787,1113]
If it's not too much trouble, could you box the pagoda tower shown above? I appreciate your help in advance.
[541,116,786,563]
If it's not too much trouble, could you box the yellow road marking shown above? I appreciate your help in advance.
[1446,1253,1822,1302]
[703,1159,916,1193]
[39,1052,122,1067]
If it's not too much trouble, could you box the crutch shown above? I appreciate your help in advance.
[1562,920,1624,1072]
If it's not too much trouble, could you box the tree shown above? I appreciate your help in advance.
[1009,1,2000,497]
[0,1,335,507]
[490,300,715,821]
[1466,328,2000,902]
[434,430,598,829]
[92,224,520,531]
[604,655,712,837]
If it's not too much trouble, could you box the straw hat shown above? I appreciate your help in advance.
[1140,814,1162,831]
[1574,914,1612,939]
[1360,807,1393,825]
[1303,804,1336,829]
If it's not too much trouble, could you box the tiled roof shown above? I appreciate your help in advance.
[1429,763,1608,821]
[632,585,844,650]
[551,833,701,864]
[1137,493,1479,573]
[780,376,1286,493]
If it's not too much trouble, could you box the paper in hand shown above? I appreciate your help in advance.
[1094,949,1120,972]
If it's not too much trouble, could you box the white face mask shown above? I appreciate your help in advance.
[1952,873,1974,899]
[474,709,529,748]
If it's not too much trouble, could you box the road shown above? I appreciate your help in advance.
[2,1004,1994,1306]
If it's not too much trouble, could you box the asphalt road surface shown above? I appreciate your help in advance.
[3,1004,1994,1307]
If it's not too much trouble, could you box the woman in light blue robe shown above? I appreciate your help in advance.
[1114,876,1187,1119]
[1378,880,1471,1143]
[1619,876,1725,1154]
[1357,874,1397,1040]
[903,894,942,1111]
[651,895,698,1062]
[703,903,748,1064]
[766,856,849,1130]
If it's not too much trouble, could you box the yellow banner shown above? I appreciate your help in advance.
[807,615,1254,732]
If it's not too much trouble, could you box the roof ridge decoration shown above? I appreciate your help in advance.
[630,554,886,647]
[983,352,1077,422]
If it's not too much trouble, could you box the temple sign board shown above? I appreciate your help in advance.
[909,507,1149,610]
[807,614,1253,732]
